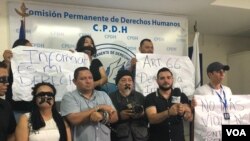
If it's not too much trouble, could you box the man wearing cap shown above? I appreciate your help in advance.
[193,61,232,96]
[109,70,148,141]
[190,62,232,140]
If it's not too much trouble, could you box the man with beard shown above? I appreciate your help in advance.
[144,67,193,141]
[109,70,148,141]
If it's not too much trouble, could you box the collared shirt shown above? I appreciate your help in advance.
[145,89,189,141]
[60,89,115,141]
[0,98,16,141]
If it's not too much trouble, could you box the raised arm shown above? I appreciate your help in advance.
[15,114,29,141]
[94,66,108,88]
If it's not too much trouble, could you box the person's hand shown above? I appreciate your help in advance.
[183,111,193,121]
[169,104,179,116]
[120,109,134,120]
[68,49,75,53]
[130,58,137,70]
[130,111,144,119]
[191,97,197,109]
[177,103,185,116]
[131,58,137,66]
[90,111,103,123]
[3,50,13,64]
[98,105,115,115]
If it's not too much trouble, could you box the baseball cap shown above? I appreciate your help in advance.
[207,62,230,73]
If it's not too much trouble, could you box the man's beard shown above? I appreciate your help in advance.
[159,83,172,91]
[123,84,132,95]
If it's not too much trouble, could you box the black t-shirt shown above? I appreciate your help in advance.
[90,58,103,91]
[5,65,32,112]
[145,89,189,141]
[0,99,16,141]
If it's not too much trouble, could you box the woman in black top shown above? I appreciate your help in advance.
[75,35,108,91]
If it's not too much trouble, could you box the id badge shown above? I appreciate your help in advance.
[224,113,230,120]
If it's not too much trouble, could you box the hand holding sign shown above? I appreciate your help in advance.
[11,46,90,101]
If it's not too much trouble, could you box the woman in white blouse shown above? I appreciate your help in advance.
[15,82,71,141]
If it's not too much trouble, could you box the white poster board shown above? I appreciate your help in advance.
[194,95,250,141]
[11,46,90,101]
[135,54,195,96]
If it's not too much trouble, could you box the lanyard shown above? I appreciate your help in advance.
[215,89,228,112]
[209,83,228,112]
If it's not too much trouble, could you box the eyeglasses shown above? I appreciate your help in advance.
[0,76,8,84]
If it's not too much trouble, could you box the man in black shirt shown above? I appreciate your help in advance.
[145,67,193,141]
[0,62,16,141]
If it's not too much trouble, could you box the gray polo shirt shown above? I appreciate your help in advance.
[60,89,115,141]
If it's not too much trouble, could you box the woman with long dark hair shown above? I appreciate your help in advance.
[75,35,108,91]
[15,82,71,141]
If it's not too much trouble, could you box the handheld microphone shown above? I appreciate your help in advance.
[171,88,181,103]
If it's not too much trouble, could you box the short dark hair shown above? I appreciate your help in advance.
[12,39,30,48]
[140,38,152,47]
[157,67,173,78]
[0,62,7,69]
[73,67,90,80]
[75,35,97,55]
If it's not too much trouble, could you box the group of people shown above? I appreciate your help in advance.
[0,35,232,141]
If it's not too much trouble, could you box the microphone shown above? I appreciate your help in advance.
[171,88,181,103]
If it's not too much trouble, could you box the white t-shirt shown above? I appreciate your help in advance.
[25,113,60,141]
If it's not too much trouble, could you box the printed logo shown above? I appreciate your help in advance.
[95,43,135,94]
[222,125,249,141]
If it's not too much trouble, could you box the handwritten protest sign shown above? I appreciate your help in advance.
[11,46,90,101]
[135,54,195,97]
[194,95,250,141]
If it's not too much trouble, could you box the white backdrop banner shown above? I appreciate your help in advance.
[11,46,90,101]
[8,1,189,94]
[135,54,195,97]
[194,95,250,141]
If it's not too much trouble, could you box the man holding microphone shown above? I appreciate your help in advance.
[144,67,193,141]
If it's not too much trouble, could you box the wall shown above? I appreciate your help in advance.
[188,34,250,86]
[0,0,10,61]
[228,51,250,94]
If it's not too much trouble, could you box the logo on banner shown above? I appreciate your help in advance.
[95,43,135,93]
[222,125,249,140]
